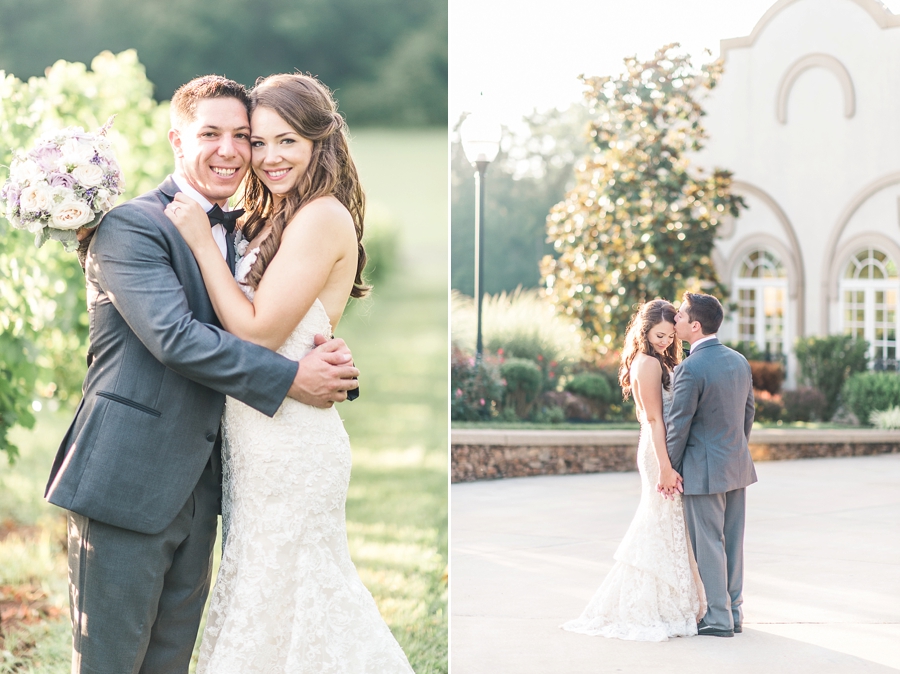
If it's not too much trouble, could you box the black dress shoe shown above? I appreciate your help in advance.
[697,622,734,637]
[733,624,742,634]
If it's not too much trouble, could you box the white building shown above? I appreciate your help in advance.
[702,0,900,384]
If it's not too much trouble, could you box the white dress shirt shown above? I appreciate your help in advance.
[171,173,228,260]
[691,334,717,350]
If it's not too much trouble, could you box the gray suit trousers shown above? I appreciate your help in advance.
[67,462,219,674]
[683,488,746,631]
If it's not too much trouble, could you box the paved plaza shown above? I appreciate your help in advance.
[451,453,900,673]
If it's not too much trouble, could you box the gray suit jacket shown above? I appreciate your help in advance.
[45,176,298,534]
[665,338,757,495]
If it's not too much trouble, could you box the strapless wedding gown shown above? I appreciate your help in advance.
[197,248,414,673]
[561,385,707,641]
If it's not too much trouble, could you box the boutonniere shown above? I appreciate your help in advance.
[234,229,249,258]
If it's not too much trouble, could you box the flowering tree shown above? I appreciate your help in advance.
[541,45,746,356]
[0,50,171,460]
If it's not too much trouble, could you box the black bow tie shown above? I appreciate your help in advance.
[206,204,244,234]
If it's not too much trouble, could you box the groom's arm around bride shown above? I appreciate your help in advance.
[44,76,360,674]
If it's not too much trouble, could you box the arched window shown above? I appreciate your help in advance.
[734,248,788,357]
[840,247,899,368]
[734,249,788,358]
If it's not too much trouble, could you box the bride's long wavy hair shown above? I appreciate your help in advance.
[240,73,368,296]
[617,299,680,400]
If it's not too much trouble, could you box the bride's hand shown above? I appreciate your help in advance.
[165,193,214,252]
[657,466,683,500]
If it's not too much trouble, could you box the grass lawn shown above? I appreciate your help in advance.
[0,128,448,673]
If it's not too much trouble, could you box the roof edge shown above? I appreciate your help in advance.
[721,0,900,55]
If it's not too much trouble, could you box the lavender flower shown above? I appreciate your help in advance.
[49,172,76,189]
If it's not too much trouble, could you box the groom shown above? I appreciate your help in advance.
[45,75,359,673]
[661,292,757,638]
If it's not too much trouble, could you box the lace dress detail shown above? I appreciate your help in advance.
[561,382,707,641]
[197,248,414,673]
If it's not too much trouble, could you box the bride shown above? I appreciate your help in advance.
[165,73,414,673]
[561,299,707,641]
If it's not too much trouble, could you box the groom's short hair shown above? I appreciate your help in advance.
[682,292,723,335]
[170,75,250,128]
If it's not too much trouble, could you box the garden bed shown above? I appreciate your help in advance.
[450,427,900,482]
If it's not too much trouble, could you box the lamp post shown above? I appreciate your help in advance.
[459,111,501,361]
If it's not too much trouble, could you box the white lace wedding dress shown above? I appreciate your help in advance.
[561,383,707,641]
[197,248,414,674]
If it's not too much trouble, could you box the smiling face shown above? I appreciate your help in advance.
[169,97,251,206]
[647,320,676,355]
[250,106,314,203]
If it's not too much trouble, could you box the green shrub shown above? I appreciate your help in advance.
[841,372,900,426]
[794,335,869,420]
[500,358,543,419]
[564,372,613,403]
[782,387,828,422]
[533,405,566,424]
[451,347,503,421]
[0,51,172,462]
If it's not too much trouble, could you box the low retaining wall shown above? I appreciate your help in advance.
[451,428,900,483]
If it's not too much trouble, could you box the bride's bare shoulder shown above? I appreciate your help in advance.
[631,353,662,379]
[281,196,355,249]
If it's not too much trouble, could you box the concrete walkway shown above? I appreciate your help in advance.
[451,454,900,673]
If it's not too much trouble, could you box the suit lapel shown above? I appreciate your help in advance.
[226,230,236,274]
[158,175,180,203]
[159,175,236,273]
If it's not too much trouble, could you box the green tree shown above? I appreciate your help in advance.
[541,45,746,355]
[0,51,171,461]
[0,0,446,126]
[451,104,589,295]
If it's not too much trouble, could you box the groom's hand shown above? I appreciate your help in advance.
[287,336,359,408]
[657,468,683,500]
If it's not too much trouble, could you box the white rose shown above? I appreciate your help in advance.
[60,138,96,166]
[24,215,45,234]
[51,198,94,230]
[20,183,53,213]
[51,185,70,201]
[12,159,43,184]
[72,163,105,187]
[94,188,115,212]
[96,139,115,161]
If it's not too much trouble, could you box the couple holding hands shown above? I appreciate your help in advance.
[564,293,758,641]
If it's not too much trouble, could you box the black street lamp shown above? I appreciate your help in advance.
[459,111,501,361]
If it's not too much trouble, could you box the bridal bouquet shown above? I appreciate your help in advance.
[0,117,125,251]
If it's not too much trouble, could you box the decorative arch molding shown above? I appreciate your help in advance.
[721,0,900,55]
[776,53,855,124]
[729,179,805,335]
[725,234,800,300]
[820,171,900,331]
[826,231,900,301]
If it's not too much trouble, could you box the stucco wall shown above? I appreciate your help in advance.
[699,0,900,362]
